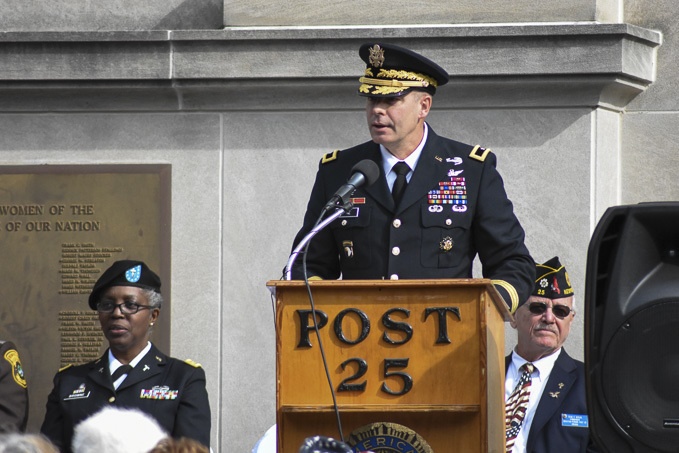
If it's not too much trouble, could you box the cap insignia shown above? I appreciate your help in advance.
[125,265,142,283]
[368,44,385,68]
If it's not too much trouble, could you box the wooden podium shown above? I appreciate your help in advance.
[267,279,511,453]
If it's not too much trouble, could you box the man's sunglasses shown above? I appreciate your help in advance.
[527,302,572,319]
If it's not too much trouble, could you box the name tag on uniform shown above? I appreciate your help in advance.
[64,383,90,401]
[562,413,589,428]
[339,207,360,218]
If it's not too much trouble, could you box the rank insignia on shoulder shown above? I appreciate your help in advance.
[321,150,339,164]
[59,364,74,373]
[185,359,202,368]
[469,145,491,162]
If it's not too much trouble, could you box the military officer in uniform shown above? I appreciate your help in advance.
[41,260,211,452]
[0,340,28,432]
[290,42,534,313]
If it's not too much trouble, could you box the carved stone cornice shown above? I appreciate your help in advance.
[0,24,661,111]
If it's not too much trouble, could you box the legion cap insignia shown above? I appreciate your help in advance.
[346,422,433,453]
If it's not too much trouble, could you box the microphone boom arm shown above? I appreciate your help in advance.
[285,202,352,281]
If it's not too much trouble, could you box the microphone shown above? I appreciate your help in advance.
[285,159,380,280]
[324,159,380,210]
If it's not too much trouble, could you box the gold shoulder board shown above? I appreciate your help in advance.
[469,145,491,162]
[59,364,73,373]
[185,359,202,368]
[321,150,339,164]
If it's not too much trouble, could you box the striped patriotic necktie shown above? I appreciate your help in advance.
[505,362,535,451]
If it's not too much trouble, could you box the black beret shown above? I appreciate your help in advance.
[358,42,449,98]
[88,260,161,309]
[533,256,574,300]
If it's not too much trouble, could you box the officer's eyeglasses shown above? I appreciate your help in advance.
[527,302,572,319]
[96,301,153,315]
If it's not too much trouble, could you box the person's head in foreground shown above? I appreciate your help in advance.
[71,407,167,453]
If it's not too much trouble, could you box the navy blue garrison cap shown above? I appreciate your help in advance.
[533,257,574,300]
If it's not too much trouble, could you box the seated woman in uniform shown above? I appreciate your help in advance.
[41,260,211,452]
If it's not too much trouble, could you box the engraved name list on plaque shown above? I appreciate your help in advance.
[0,165,171,432]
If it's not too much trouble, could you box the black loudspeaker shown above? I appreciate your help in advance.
[585,202,679,453]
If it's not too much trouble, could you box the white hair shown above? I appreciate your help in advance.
[0,433,58,453]
[72,407,167,453]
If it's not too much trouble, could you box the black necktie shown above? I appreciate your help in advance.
[111,364,133,382]
[391,162,410,207]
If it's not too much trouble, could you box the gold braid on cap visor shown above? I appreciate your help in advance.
[359,68,438,95]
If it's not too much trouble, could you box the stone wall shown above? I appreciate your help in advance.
[0,1,668,450]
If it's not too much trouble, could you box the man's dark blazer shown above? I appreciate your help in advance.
[41,343,210,452]
[505,350,596,452]
[291,125,534,312]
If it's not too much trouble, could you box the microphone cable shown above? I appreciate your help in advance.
[300,209,346,443]
[283,159,380,442]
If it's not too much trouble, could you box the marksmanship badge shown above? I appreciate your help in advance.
[346,422,434,453]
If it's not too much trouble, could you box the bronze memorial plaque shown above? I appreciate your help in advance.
[0,165,171,432]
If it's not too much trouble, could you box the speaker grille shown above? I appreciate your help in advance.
[602,299,679,452]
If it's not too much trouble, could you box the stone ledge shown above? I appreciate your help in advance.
[0,24,661,111]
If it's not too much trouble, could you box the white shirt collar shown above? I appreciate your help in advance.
[380,122,429,186]
[510,347,561,379]
[108,341,152,375]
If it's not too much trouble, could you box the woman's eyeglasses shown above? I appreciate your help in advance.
[96,301,152,315]
[527,301,572,319]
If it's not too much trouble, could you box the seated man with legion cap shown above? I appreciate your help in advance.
[289,42,534,314]
[505,257,597,453]
[41,260,211,453]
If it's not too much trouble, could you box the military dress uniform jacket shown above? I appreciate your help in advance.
[505,350,598,453]
[0,340,28,432]
[291,126,535,312]
[40,344,210,452]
